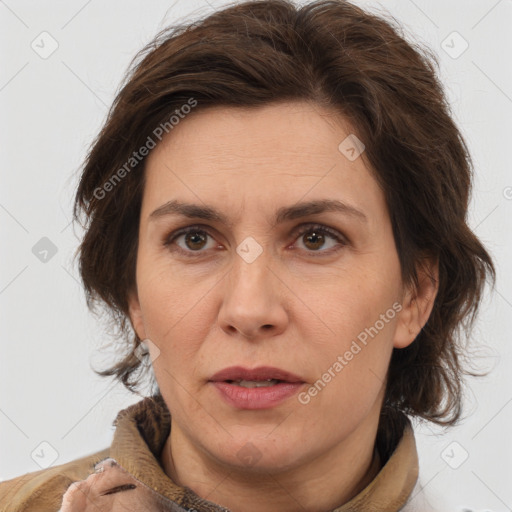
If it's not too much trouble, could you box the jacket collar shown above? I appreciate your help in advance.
[108,394,418,511]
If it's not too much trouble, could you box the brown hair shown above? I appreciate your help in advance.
[73,0,495,427]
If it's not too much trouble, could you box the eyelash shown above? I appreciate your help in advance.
[162,223,348,258]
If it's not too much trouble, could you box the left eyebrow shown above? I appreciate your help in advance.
[149,198,368,227]
[273,199,367,226]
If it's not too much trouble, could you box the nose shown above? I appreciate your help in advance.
[217,248,289,341]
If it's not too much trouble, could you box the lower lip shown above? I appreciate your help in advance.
[211,381,304,410]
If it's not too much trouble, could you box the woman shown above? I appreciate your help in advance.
[0,0,495,511]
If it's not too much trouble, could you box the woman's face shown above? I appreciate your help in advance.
[129,101,417,473]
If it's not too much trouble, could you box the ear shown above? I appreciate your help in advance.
[393,257,439,349]
[127,288,147,341]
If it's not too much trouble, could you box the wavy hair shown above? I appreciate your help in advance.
[73,0,495,428]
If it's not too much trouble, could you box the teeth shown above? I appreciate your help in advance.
[236,379,280,388]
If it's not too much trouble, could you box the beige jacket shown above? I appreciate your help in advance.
[0,394,425,511]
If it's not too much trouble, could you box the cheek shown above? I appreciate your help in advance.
[137,247,214,333]
[304,263,400,343]
[300,319,396,421]
[299,267,400,397]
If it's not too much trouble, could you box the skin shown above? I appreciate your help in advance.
[128,100,438,512]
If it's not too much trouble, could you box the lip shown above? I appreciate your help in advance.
[209,365,304,383]
[209,366,306,410]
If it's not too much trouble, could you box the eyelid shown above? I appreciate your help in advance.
[163,224,222,256]
[163,224,220,244]
[163,222,348,256]
[291,222,348,245]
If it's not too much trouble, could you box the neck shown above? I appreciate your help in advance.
[160,416,382,512]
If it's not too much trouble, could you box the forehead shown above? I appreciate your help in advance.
[147,101,353,167]
[142,101,386,224]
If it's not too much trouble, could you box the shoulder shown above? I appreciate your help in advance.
[0,447,110,512]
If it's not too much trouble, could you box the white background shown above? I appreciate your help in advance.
[0,1,511,511]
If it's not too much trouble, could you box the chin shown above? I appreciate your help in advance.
[208,432,309,475]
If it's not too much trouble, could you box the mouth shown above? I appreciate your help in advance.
[224,379,282,388]
[209,366,305,409]
[209,366,304,385]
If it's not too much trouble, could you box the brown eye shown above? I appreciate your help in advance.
[163,223,346,258]
[302,230,326,251]
[163,226,218,256]
[293,224,346,255]
[184,231,208,251]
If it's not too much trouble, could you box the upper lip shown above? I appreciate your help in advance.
[209,366,304,383]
